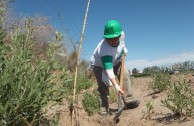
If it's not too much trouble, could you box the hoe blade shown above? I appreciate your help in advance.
[113,105,125,123]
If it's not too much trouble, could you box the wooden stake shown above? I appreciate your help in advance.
[72,0,90,125]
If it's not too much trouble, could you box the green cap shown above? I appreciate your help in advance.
[104,20,122,38]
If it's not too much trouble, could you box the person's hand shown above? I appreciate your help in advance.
[114,84,124,94]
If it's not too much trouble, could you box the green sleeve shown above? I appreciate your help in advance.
[101,56,113,70]
[117,49,124,60]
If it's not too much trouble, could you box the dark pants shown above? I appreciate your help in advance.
[91,62,133,110]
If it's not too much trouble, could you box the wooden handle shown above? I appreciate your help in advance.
[119,56,125,89]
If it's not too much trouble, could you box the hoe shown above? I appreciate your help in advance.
[113,56,126,123]
[113,57,140,123]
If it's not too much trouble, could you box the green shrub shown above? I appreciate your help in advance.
[161,80,194,117]
[82,92,100,116]
[77,74,93,92]
[0,19,73,126]
[132,73,151,78]
[150,72,170,92]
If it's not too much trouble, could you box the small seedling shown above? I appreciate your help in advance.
[146,100,154,120]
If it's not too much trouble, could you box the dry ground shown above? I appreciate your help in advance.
[56,73,194,126]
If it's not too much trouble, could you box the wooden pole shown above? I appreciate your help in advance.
[72,0,90,125]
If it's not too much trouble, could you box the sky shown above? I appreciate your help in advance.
[12,0,194,72]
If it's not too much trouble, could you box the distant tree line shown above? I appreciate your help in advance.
[131,61,194,77]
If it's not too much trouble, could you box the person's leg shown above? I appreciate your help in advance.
[114,62,140,108]
[113,62,134,103]
[91,65,109,115]
[123,66,134,102]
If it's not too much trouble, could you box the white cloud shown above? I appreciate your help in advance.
[126,51,194,72]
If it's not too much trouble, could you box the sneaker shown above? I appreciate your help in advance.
[125,100,140,109]
[100,107,108,116]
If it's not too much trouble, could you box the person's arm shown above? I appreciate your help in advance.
[101,56,124,94]
[106,69,124,94]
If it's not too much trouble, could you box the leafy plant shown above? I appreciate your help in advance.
[161,80,194,117]
[151,72,171,92]
[77,74,93,92]
[146,100,154,120]
[0,19,73,126]
[82,92,100,116]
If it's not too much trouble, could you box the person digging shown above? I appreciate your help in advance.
[90,19,140,116]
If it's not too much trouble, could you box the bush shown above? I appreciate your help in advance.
[0,19,73,126]
[150,72,170,92]
[161,80,194,117]
[77,74,93,92]
[132,73,150,78]
[82,92,100,116]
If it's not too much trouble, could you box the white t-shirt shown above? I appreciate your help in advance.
[90,31,128,79]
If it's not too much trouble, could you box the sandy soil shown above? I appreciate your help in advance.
[58,73,194,126]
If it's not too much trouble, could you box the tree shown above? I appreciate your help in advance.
[132,68,139,75]
[143,67,151,74]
